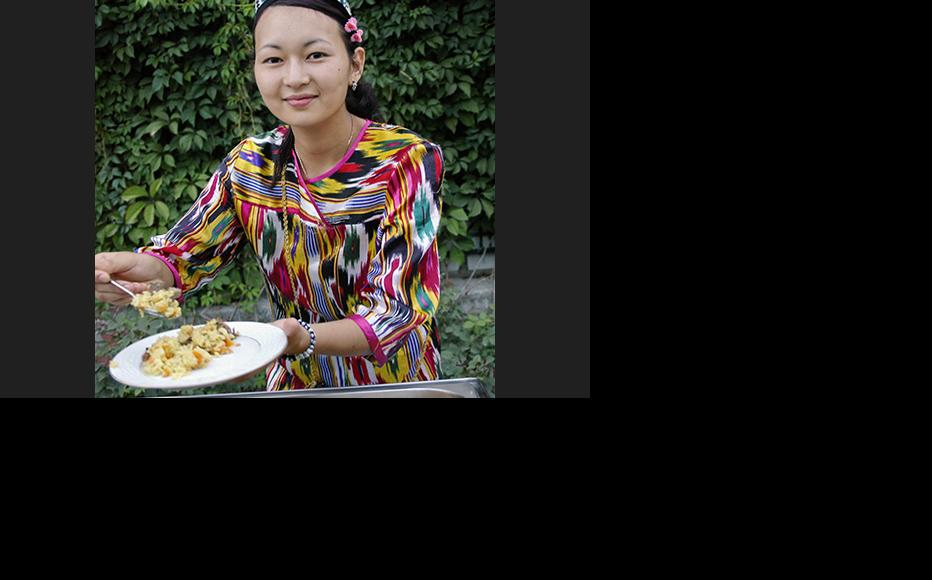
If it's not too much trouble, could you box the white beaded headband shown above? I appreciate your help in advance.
[254,0,363,42]
[255,0,353,16]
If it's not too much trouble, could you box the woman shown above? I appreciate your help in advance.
[94,0,445,389]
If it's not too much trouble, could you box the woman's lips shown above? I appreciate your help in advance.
[285,96,317,108]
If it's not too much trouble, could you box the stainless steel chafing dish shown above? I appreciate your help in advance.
[176,378,489,398]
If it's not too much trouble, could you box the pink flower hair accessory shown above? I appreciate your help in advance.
[345,17,364,43]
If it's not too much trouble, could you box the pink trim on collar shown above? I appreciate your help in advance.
[293,119,372,183]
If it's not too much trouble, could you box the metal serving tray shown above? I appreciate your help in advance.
[176,378,489,398]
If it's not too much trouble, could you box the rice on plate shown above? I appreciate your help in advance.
[142,319,239,378]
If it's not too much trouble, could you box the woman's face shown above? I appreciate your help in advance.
[253,6,362,128]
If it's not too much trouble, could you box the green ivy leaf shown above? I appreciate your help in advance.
[144,204,155,227]
[121,185,149,202]
[445,219,465,237]
[125,201,146,224]
[98,223,119,239]
[181,107,196,126]
[145,120,165,136]
[448,208,469,221]
[128,227,148,243]
[482,199,494,217]
[155,201,171,221]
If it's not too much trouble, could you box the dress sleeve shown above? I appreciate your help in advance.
[135,143,247,299]
[348,141,445,365]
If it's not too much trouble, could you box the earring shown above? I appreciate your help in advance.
[352,80,358,91]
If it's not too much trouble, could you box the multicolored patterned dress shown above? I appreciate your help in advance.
[137,121,445,389]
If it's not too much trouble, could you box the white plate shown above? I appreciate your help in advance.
[109,321,287,389]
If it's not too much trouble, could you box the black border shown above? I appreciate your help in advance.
[2,0,591,397]
[494,0,590,396]
[2,1,95,396]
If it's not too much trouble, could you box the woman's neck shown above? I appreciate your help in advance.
[291,111,359,175]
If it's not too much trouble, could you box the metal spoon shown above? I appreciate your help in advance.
[109,279,173,318]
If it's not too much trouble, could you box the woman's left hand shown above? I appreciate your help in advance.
[271,318,311,356]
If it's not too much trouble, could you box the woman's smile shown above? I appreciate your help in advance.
[284,94,318,108]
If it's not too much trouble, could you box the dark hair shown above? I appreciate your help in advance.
[253,0,383,183]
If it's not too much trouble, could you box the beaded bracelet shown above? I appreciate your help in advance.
[286,320,316,362]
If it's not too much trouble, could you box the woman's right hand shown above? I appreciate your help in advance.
[94,251,174,306]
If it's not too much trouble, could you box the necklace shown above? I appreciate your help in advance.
[293,113,355,180]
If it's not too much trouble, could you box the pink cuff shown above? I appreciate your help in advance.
[140,251,185,303]
[348,314,387,365]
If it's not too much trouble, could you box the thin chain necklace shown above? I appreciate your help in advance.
[293,113,355,181]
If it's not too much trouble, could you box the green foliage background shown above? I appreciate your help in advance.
[95,0,495,306]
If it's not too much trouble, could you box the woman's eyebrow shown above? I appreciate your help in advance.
[258,39,332,51]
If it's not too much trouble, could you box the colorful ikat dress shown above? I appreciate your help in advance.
[137,121,445,389]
